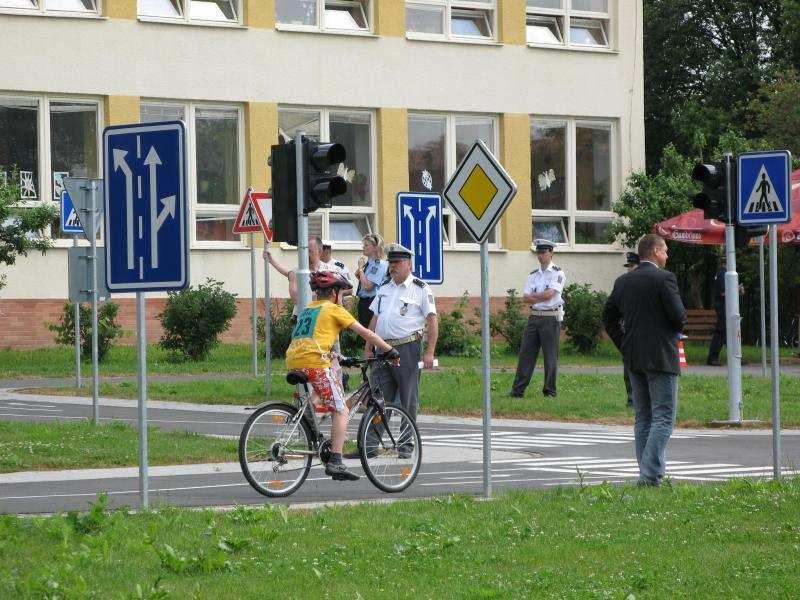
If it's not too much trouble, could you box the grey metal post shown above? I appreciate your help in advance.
[89,181,100,424]
[295,132,310,313]
[264,236,271,395]
[759,235,767,378]
[73,234,81,388]
[250,233,258,376]
[136,292,149,509]
[769,225,781,480]
[480,240,492,498]
[723,154,743,422]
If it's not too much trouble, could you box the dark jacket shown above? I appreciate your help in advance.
[712,266,726,312]
[602,261,687,375]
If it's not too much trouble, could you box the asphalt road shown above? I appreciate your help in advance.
[1,392,798,515]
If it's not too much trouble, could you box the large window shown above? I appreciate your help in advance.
[525,0,610,49]
[278,107,375,244]
[141,102,244,244]
[0,0,98,15]
[0,95,101,241]
[138,0,239,24]
[276,0,371,33]
[406,1,495,41]
[530,117,614,247]
[408,112,498,247]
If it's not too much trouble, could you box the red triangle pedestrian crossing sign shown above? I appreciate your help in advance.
[232,188,264,234]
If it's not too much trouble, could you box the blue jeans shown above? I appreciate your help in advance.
[628,369,678,484]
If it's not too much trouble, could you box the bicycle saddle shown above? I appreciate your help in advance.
[286,370,309,385]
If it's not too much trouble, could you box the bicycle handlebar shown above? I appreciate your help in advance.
[339,355,392,368]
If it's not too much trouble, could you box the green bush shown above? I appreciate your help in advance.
[437,292,480,357]
[489,289,528,353]
[47,301,122,362]
[257,298,295,357]
[158,278,237,361]
[562,282,608,355]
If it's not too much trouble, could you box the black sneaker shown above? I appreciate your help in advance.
[325,462,360,481]
[508,391,524,398]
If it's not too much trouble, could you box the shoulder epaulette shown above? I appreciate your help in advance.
[552,266,561,271]
[334,261,345,269]
[530,269,540,275]
[380,275,391,286]
[412,278,426,287]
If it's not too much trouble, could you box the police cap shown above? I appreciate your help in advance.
[623,251,640,267]
[534,238,555,252]
[385,243,413,261]
[321,238,333,249]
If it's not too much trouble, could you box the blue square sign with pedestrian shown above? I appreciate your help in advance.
[103,121,188,292]
[397,192,443,284]
[60,189,85,235]
[737,151,792,225]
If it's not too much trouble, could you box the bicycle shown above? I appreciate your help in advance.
[238,356,422,498]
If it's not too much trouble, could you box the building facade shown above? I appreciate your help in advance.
[0,0,644,347]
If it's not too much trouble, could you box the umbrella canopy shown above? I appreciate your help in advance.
[777,171,800,243]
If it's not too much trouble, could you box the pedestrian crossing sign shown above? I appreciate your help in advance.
[737,150,792,225]
[232,188,265,234]
[60,189,85,235]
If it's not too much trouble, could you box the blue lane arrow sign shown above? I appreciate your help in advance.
[60,190,85,235]
[103,121,188,292]
[397,192,443,284]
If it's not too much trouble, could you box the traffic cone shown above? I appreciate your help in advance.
[678,336,688,369]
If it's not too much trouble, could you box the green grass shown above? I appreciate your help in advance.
[0,420,236,473]
[34,371,800,428]
[2,478,799,598]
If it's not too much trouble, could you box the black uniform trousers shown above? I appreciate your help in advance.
[707,306,726,362]
[357,297,375,329]
[511,315,560,396]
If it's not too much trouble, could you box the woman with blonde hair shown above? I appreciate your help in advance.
[354,233,388,327]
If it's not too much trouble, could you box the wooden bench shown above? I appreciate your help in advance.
[683,309,717,342]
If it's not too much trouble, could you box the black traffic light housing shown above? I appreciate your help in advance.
[269,141,298,246]
[691,161,731,222]
[304,140,347,212]
[734,224,768,249]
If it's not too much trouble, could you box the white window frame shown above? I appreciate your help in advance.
[0,0,100,17]
[141,100,246,249]
[406,0,497,43]
[0,92,104,247]
[408,111,500,250]
[525,0,611,50]
[137,0,242,26]
[275,0,373,35]
[278,106,377,250]
[530,116,617,251]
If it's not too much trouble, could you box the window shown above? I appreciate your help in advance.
[276,0,371,32]
[278,107,376,245]
[0,95,101,241]
[406,1,495,41]
[530,117,614,247]
[138,0,239,23]
[0,0,98,14]
[141,102,244,244]
[408,112,498,247]
[525,0,610,49]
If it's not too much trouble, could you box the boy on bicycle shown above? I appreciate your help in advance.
[286,271,399,481]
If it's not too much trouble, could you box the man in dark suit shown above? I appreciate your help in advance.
[707,259,727,366]
[603,234,686,487]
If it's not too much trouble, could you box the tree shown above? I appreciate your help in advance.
[0,172,57,291]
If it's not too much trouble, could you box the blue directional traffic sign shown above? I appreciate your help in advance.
[397,192,443,284]
[737,150,792,225]
[103,121,188,292]
[60,190,84,235]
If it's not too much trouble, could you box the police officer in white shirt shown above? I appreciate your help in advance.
[509,239,566,398]
[364,243,438,424]
[321,239,353,286]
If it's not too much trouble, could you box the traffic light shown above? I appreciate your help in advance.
[304,140,347,212]
[269,141,298,246]
[734,224,768,249]
[691,161,730,222]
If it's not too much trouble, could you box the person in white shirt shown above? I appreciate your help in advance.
[509,239,566,398]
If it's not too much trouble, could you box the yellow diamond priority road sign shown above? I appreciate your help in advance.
[443,139,517,242]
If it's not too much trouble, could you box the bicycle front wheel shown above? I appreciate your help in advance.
[357,404,422,493]
[239,402,314,498]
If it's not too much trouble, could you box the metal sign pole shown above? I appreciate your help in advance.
[89,181,100,424]
[723,154,743,422]
[759,235,767,378]
[295,132,310,313]
[250,233,258,376]
[264,236,271,395]
[480,239,492,498]
[768,225,782,480]
[72,234,81,388]
[136,292,149,509]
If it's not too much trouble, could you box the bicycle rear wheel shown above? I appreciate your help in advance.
[239,402,314,498]
[357,404,422,493]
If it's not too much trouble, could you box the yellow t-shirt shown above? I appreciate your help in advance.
[285,300,357,369]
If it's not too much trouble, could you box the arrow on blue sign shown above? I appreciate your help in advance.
[397,192,443,284]
[60,190,85,235]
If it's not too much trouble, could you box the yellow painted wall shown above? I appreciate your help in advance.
[376,108,408,243]
[104,0,136,19]
[104,96,140,126]
[499,0,526,45]
[245,103,278,248]
[374,1,404,37]
[244,0,273,28]
[499,113,531,251]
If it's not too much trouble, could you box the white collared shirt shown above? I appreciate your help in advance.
[524,262,566,310]
[369,274,437,340]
